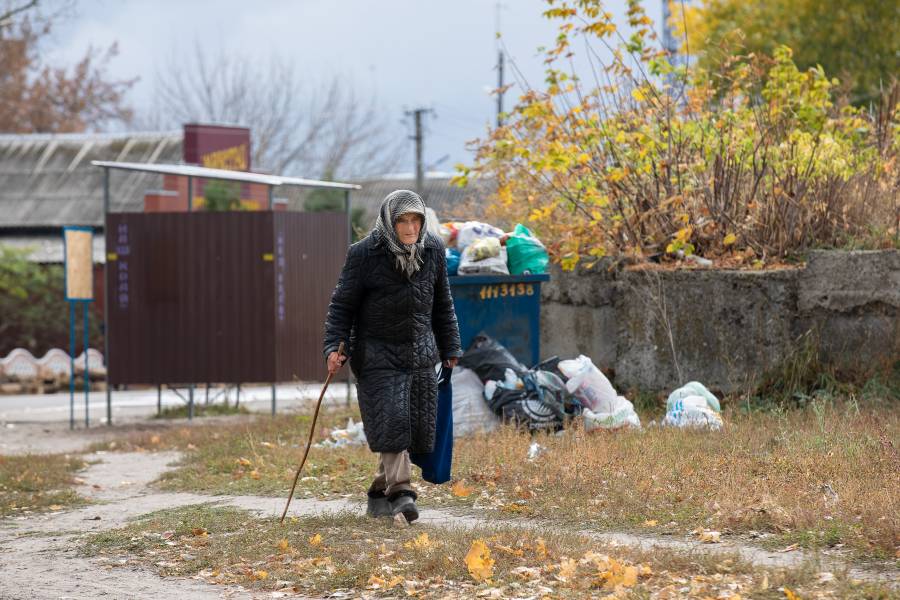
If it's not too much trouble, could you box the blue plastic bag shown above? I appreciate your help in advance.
[446,248,461,276]
[411,366,453,484]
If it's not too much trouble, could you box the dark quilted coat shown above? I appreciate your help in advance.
[323,232,462,453]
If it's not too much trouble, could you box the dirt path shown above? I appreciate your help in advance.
[2,434,898,599]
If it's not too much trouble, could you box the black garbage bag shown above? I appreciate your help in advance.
[522,369,581,420]
[486,386,529,414]
[501,397,560,432]
[459,333,527,383]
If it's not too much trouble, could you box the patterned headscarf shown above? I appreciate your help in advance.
[372,189,427,277]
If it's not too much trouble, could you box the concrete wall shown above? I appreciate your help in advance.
[540,250,900,392]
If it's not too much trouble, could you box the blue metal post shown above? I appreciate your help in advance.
[69,301,75,430]
[83,301,90,427]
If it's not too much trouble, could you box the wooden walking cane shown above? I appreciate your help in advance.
[280,342,345,524]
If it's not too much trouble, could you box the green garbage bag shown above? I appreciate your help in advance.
[506,224,549,275]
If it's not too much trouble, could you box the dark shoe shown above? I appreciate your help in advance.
[366,490,392,518]
[389,490,419,523]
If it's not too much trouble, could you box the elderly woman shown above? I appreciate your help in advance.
[323,189,462,523]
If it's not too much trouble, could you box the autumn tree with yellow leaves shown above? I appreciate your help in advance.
[456,0,899,269]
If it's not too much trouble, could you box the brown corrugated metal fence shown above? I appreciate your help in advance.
[106,211,347,385]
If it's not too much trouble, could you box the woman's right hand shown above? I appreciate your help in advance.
[327,351,346,375]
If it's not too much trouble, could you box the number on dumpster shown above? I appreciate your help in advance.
[478,283,535,300]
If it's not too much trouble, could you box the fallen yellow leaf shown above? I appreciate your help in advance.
[236,457,252,467]
[784,588,800,600]
[253,569,268,580]
[249,470,260,480]
[276,538,290,552]
[404,532,431,550]
[723,233,737,246]
[451,480,473,497]
[643,519,658,527]
[309,533,323,547]
[465,539,494,582]
[48,504,63,511]
[191,527,208,537]
[535,537,548,558]
[557,558,577,581]
[149,435,161,445]
[698,530,722,543]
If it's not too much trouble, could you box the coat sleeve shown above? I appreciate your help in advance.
[432,247,463,360]
[323,244,364,358]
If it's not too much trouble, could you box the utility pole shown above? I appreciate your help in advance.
[497,50,504,128]
[405,107,432,196]
[495,2,507,128]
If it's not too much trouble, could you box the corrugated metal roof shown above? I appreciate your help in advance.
[0,131,183,229]
[349,173,495,228]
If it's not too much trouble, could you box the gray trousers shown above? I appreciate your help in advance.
[370,450,414,497]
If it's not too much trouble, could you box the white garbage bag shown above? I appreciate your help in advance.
[451,367,500,438]
[458,245,509,275]
[314,417,368,448]
[557,355,618,412]
[666,381,721,413]
[663,383,724,430]
[583,396,642,431]
[456,221,505,251]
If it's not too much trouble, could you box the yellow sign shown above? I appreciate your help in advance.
[201,143,249,171]
[64,228,93,300]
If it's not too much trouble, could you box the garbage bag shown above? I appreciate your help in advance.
[521,369,575,421]
[583,397,641,431]
[466,237,501,261]
[666,381,721,413]
[557,355,618,413]
[450,367,499,438]
[314,417,367,448]
[506,224,549,275]
[460,334,527,383]
[458,245,509,275]
[663,383,723,430]
[411,366,454,483]
[486,386,529,414]
[456,221,505,250]
[501,397,560,432]
[446,248,461,276]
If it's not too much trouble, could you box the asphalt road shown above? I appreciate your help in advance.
[0,381,356,424]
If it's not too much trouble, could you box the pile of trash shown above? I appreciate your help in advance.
[313,417,368,448]
[438,220,549,276]
[452,334,725,435]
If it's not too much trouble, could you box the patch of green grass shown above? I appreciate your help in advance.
[0,453,89,517]
[83,504,886,599]
[154,402,250,420]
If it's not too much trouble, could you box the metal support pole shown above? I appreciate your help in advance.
[268,185,274,210]
[103,167,112,426]
[344,189,353,406]
[69,301,75,430]
[83,301,90,428]
[187,175,193,420]
[271,384,276,416]
[236,383,241,408]
[157,384,162,416]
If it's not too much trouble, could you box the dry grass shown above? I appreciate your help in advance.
[97,402,900,561]
[82,504,887,599]
[0,453,88,517]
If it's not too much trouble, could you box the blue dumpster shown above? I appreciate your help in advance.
[448,273,550,367]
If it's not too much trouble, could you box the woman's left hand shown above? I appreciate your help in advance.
[442,357,459,369]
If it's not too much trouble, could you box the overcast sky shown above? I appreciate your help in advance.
[47,0,652,177]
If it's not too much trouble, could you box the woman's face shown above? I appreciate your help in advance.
[394,212,423,245]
